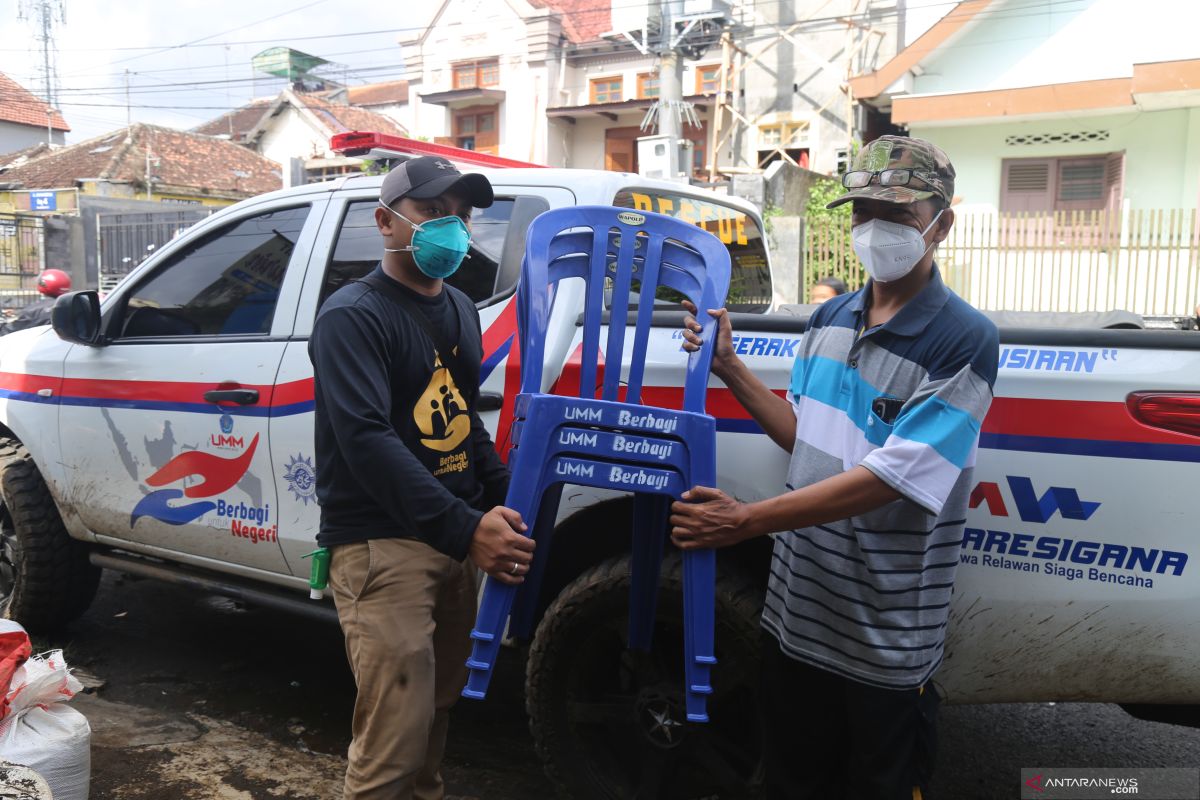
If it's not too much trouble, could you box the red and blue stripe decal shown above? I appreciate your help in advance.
[2,339,1198,465]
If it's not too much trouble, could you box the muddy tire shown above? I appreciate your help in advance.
[526,554,766,800]
[0,438,100,632]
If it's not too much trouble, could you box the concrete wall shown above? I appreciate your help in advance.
[43,214,85,290]
[719,0,900,175]
[913,108,1199,211]
[0,122,65,156]
[258,106,324,167]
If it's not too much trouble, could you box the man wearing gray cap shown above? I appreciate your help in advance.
[309,157,534,800]
[672,136,999,798]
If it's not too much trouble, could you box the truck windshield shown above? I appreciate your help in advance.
[614,188,773,312]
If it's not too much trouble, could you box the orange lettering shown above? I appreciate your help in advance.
[657,197,675,216]
[632,193,653,212]
[717,215,733,244]
[735,216,748,245]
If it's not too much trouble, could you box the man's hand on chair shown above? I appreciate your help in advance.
[680,300,737,381]
[469,506,534,585]
[670,486,754,550]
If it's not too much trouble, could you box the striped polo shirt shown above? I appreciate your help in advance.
[762,265,998,689]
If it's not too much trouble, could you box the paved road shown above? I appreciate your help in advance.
[36,572,1200,799]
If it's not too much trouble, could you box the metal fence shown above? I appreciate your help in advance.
[97,209,215,292]
[0,213,45,302]
[804,208,1200,316]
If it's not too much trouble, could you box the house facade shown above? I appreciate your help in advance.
[851,0,1200,213]
[0,72,69,154]
[195,90,408,185]
[399,0,904,180]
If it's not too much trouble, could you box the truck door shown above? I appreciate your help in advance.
[271,186,572,573]
[57,198,326,575]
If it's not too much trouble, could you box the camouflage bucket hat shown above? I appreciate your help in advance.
[827,135,955,209]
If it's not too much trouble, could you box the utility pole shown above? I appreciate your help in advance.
[640,0,728,181]
[125,69,132,133]
[145,141,154,202]
[656,2,682,157]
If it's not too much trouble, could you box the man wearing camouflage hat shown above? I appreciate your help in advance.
[671,136,999,799]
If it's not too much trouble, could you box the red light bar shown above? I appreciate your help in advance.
[1126,392,1200,438]
[329,131,544,169]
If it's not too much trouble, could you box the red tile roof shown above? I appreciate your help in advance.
[295,92,408,137]
[528,0,612,43]
[0,123,280,199]
[0,72,69,132]
[193,91,407,144]
[347,80,409,106]
[192,98,274,143]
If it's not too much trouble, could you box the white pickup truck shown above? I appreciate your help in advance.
[1,136,1198,799]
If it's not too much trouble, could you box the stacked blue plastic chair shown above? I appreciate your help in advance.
[462,205,731,723]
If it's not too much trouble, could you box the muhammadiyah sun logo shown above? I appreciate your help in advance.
[415,349,470,453]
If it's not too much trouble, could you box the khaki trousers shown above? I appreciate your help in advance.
[330,537,479,800]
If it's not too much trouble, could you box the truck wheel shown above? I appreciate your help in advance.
[526,554,766,800]
[0,439,99,632]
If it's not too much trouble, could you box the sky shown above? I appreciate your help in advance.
[0,0,961,145]
[0,0,415,142]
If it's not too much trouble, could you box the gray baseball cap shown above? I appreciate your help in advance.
[380,156,494,209]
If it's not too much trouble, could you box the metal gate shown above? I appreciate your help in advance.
[0,213,45,309]
[97,208,215,292]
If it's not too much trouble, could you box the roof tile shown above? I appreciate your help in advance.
[0,123,281,198]
[0,72,69,133]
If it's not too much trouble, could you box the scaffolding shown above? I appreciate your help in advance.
[706,0,886,180]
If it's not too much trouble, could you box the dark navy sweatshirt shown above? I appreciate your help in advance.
[308,265,509,559]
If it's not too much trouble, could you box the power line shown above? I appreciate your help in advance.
[89,0,334,71]
[32,0,1086,98]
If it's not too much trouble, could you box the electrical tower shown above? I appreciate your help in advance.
[18,0,66,109]
[611,0,737,181]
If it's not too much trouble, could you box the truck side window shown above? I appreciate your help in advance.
[613,189,773,312]
[320,198,517,309]
[114,205,310,338]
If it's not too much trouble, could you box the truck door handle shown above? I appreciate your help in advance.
[203,389,260,406]
[477,391,503,412]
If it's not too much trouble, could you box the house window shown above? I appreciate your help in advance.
[591,77,623,104]
[757,121,810,168]
[453,107,498,154]
[452,59,500,89]
[1000,153,1124,213]
[637,72,659,99]
[696,65,721,95]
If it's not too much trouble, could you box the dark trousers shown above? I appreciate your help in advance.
[762,636,940,800]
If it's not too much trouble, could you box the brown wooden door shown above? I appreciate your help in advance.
[605,127,642,173]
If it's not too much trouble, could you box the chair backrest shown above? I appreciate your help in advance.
[517,206,731,414]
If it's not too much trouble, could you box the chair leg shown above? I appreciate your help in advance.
[509,482,564,640]
[627,493,669,652]
[682,547,717,723]
[463,468,547,700]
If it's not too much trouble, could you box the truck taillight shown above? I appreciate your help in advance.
[1126,392,1200,438]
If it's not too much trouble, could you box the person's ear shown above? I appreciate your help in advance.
[375,206,395,237]
[931,206,954,245]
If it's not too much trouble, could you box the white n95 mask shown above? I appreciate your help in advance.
[852,209,944,282]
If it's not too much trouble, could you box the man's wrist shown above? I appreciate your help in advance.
[739,500,767,540]
[713,355,744,384]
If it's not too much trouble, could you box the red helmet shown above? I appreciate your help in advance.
[36,269,71,297]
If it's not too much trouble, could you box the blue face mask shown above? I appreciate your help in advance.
[380,202,471,279]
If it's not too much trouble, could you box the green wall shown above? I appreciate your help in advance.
[912,108,1198,211]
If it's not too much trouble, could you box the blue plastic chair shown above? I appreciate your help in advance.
[463,206,731,723]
